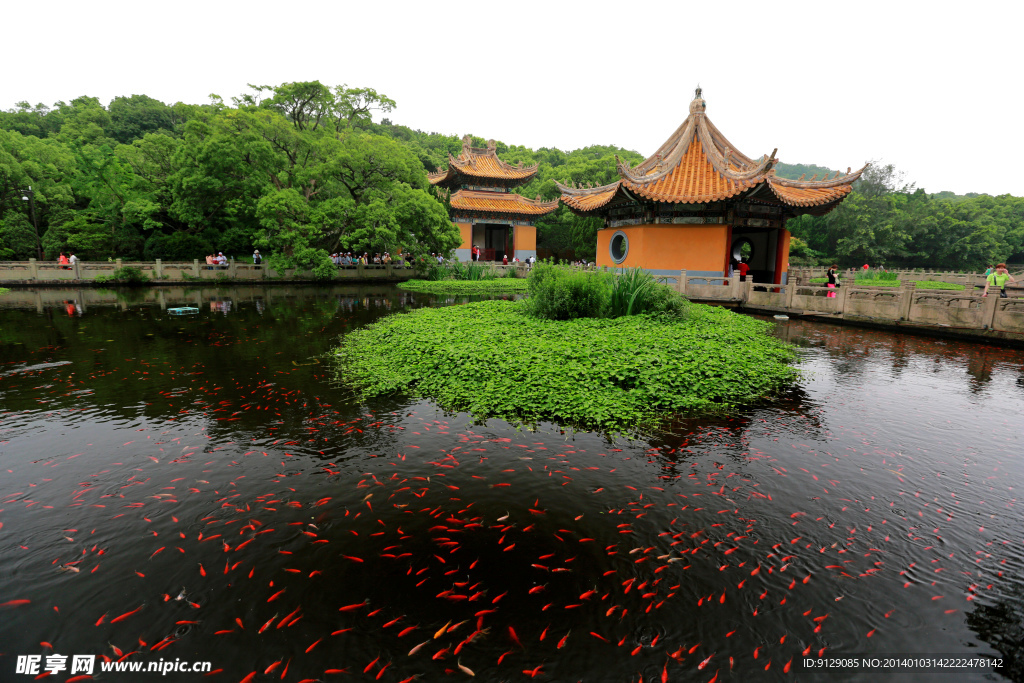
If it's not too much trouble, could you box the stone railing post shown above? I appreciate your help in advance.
[29,258,38,281]
[981,291,1000,330]
[837,279,851,316]
[678,270,687,296]
[784,278,795,309]
[357,262,365,279]
[115,258,123,270]
[730,274,742,300]
[228,257,236,278]
[898,281,916,321]
[155,259,163,279]
[192,259,200,277]
[73,259,81,280]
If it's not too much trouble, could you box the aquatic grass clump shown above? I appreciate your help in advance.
[334,300,797,434]
[398,279,528,294]
[523,263,610,320]
[523,263,686,320]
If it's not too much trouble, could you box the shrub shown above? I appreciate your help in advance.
[94,266,150,285]
[523,262,610,320]
[523,264,687,320]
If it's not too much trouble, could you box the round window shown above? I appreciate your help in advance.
[610,231,629,264]
[732,239,753,262]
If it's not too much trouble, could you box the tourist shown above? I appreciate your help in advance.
[984,264,994,277]
[69,253,79,267]
[502,253,508,266]
[216,252,228,266]
[383,253,392,264]
[982,263,1016,298]
[738,260,750,282]
[862,263,869,271]
[472,245,480,262]
[253,250,261,265]
[58,252,70,270]
[826,264,839,298]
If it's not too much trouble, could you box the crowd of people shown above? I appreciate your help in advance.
[330,252,415,266]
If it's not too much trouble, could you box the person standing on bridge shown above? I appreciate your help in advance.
[826,264,839,298]
[982,264,1015,298]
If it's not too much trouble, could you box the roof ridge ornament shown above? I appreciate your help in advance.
[689,85,707,115]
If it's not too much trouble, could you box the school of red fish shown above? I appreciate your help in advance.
[0,302,1019,683]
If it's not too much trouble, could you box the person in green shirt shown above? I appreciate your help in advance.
[982,263,1016,298]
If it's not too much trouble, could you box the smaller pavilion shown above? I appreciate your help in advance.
[429,136,558,261]
[556,88,865,284]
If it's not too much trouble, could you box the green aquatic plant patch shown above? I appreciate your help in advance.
[334,299,797,433]
[911,280,965,290]
[398,279,528,294]
[808,278,963,290]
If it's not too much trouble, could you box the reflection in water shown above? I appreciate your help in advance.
[0,289,1021,682]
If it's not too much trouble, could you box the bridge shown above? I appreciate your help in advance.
[666,268,1024,345]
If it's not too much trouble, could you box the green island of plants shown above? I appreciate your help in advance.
[0,288,8,295]
[399,278,528,294]
[335,265,797,433]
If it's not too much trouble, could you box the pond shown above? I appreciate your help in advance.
[1,285,1022,682]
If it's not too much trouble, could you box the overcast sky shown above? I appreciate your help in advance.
[4,0,1020,195]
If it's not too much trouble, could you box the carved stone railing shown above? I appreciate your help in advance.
[673,270,1024,337]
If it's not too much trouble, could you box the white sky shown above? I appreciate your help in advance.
[4,0,1020,195]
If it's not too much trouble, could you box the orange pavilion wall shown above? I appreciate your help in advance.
[514,226,536,254]
[596,225,729,274]
[455,222,472,250]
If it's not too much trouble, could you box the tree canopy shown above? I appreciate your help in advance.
[1,83,1021,271]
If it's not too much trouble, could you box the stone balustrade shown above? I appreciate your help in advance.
[673,270,1024,343]
[0,259,423,284]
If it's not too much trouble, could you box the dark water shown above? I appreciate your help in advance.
[1,286,1022,683]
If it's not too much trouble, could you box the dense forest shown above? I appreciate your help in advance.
[2,81,1022,272]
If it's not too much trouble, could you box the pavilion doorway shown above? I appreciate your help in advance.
[483,224,511,262]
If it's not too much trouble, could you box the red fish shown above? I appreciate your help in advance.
[111,605,143,623]
[338,601,366,612]
[509,626,524,649]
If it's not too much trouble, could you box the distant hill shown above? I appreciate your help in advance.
[773,162,837,181]
[928,190,991,203]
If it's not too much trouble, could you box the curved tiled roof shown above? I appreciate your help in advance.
[558,88,866,215]
[555,180,622,212]
[623,138,758,203]
[428,135,539,188]
[449,190,559,217]
[767,181,854,207]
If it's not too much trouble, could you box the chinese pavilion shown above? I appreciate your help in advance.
[429,136,558,262]
[556,88,865,284]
